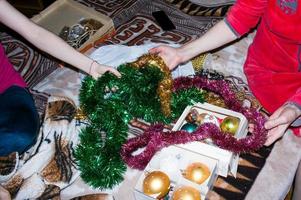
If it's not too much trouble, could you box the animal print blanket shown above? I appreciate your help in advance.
[1,0,297,199]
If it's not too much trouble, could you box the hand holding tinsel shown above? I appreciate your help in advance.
[149,45,182,70]
[265,103,301,145]
[121,76,267,170]
[88,60,121,79]
[132,54,173,116]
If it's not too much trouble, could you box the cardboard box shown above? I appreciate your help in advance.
[172,102,248,177]
[31,0,115,53]
[134,146,218,200]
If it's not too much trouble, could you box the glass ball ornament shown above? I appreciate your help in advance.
[172,186,201,200]
[143,171,170,198]
[185,109,199,123]
[202,114,221,127]
[181,123,198,133]
[195,113,207,124]
[183,162,211,184]
[220,116,240,135]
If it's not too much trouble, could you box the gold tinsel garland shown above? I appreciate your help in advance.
[191,54,208,73]
[132,54,173,116]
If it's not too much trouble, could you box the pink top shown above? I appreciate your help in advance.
[0,43,26,94]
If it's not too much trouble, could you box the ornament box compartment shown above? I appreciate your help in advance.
[172,102,248,177]
[134,145,218,200]
[31,0,115,52]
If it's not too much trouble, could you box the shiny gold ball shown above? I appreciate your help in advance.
[183,162,211,184]
[143,171,170,198]
[220,116,240,135]
[172,186,201,200]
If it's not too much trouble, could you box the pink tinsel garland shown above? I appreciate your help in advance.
[120,76,267,170]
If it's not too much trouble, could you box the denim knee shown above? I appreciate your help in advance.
[0,131,37,156]
[0,86,40,156]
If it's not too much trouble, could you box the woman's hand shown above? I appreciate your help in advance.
[89,62,121,79]
[149,45,183,70]
[264,103,301,146]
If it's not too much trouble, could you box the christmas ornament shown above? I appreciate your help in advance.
[185,109,199,123]
[121,76,267,170]
[76,57,205,188]
[196,113,206,124]
[143,171,170,198]
[220,116,240,135]
[77,54,266,189]
[181,123,198,133]
[202,114,221,127]
[183,162,210,184]
[172,186,201,200]
[59,18,103,49]
[159,156,181,181]
[132,54,173,116]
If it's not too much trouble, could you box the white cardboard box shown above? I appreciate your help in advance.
[134,145,218,200]
[172,102,248,177]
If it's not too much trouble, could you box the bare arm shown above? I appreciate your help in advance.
[149,20,237,70]
[150,0,268,70]
[0,0,120,78]
[178,20,237,62]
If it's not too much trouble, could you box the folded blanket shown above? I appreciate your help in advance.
[0,96,108,200]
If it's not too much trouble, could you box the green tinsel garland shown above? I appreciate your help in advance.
[74,63,205,189]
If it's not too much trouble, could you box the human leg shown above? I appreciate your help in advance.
[245,131,301,200]
[0,86,39,156]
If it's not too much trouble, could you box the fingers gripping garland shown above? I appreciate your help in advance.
[131,54,173,116]
[121,76,267,170]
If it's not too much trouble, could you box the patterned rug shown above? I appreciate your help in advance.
[76,0,221,38]
[0,0,274,199]
[0,32,59,89]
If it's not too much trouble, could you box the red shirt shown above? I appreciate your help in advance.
[0,43,26,94]
[226,0,301,113]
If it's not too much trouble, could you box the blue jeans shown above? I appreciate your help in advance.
[0,86,39,156]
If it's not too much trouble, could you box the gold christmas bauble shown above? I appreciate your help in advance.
[183,162,210,184]
[172,186,201,200]
[143,171,170,198]
[220,116,240,135]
